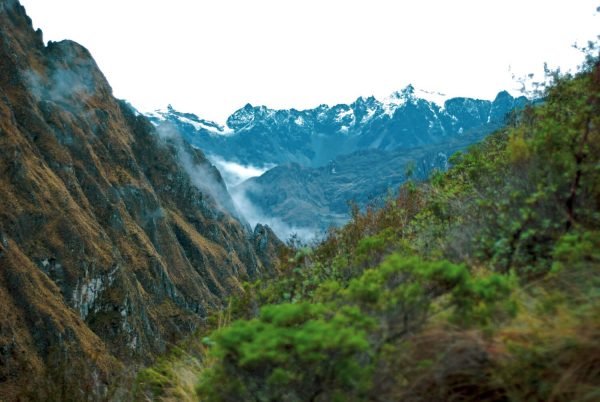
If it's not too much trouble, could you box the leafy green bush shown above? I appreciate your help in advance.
[197,303,374,401]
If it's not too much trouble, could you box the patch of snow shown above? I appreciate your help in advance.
[147,108,234,135]
[362,107,378,123]
[176,115,206,131]
[316,106,330,122]
[427,102,439,115]
[378,87,452,117]
[176,115,235,135]
[295,116,305,126]
[267,109,276,119]
[335,108,354,122]
[380,91,408,117]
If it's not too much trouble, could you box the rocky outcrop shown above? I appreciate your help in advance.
[0,1,279,399]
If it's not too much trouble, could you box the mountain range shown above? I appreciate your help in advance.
[148,88,527,237]
[148,86,527,168]
[0,1,529,398]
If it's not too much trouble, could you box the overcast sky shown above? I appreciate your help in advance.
[20,0,599,123]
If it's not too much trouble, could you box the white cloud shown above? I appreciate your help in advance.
[230,185,319,243]
[208,156,275,188]
[206,156,318,240]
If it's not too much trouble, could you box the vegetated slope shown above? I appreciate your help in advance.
[138,54,600,402]
[0,1,280,400]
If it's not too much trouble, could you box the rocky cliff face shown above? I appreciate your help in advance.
[0,1,280,399]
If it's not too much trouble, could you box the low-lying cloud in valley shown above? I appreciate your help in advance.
[208,156,274,188]
[229,183,319,243]
[210,156,319,242]
[213,155,317,242]
[153,125,319,242]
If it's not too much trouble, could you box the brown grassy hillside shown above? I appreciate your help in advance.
[0,0,281,399]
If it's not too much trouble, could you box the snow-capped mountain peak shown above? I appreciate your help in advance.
[143,89,527,169]
[146,105,234,136]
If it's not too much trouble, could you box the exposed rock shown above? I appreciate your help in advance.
[0,1,280,399]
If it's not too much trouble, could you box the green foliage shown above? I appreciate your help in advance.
[342,255,516,331]
[140,56,600,402]
[552,230,600,273]
[197,303,374,401]
[343,256,466,329]
[450,270,517,327]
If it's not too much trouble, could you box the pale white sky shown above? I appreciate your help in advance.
[20,0,599,123]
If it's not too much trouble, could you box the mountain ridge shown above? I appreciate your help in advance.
[0,1,281,399]
[146,87,527,169]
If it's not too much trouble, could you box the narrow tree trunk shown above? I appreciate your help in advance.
[565,117,591,230]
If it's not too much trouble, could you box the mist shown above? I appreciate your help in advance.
[230,184,320,243]
[208,156,275,188]
[153,122,320,242]
[208,157,321,242]
[154,123,242,220]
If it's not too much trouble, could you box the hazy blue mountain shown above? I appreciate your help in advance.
[234,129,492,236]
[147,87,527,169]
[147,88,527,238]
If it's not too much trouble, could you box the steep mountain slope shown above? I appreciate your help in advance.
[235,141,469,236]
[148,86,527,169]
[0,1,280,399]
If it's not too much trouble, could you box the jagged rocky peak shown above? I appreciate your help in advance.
[152,86,527,169]
[174,86,526,238]
[226,103,258,129]
[0,1,281,399]
[226,103,276,130]
[394,83,416,99]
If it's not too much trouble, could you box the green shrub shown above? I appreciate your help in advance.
[197,303,374,401]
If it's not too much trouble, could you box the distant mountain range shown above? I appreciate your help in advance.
[147,86,526,167]
[148,89,527,238]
